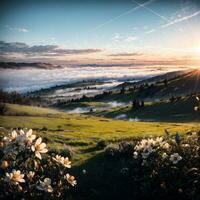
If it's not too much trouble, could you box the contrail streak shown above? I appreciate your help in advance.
[89,0,156,32]
[162,10,200,28]
[132,0,170,22]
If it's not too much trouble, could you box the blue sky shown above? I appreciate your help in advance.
[0,0,200,65]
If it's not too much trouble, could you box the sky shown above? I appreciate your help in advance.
[0,0,200,66]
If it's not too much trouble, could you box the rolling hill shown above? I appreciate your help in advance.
[88,95,200,122]
[0,103,199,165]
[77,69,200,103]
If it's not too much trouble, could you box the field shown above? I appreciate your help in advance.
[1,103,199,165]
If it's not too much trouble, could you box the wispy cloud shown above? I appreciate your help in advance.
[145,28,156,34]
[124,36,138,42]
[89,0,156,32]
[108,52,143,57]
[162,10,200,28]
[6,25,28,32]
[111,33,123,42]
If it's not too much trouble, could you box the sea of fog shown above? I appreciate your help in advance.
[0,65,189,93]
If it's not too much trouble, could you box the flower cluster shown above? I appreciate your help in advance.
[53,155,72,168]
[115,132,200,199]
[0,129,76,199]
[133,137,174,164]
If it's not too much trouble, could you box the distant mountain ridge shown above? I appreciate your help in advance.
[0,62,62,69]
[80,69,200,102]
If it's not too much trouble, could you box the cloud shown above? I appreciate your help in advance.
[162,10,200,28]
[145,29,156,34]
[15,28,28,33]
[6,25,28,32]
[108,52,143,57]
[111,33,123,42]
[0,41,102,58]
[124,36,138,42]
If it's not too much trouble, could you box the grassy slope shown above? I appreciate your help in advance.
[1,104,199,165]
[90,96,200,122]
[74,70,200,103]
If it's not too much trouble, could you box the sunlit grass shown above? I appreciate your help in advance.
[1,103,200,165]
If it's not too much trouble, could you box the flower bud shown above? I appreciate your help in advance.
[178,188,183,193]
[1,160,9,169]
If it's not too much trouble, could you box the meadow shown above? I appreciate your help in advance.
[0,103,199,164]
[1,104,200,200]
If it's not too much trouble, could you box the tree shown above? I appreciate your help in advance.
[120,86,125,94]
[164,79,168,87]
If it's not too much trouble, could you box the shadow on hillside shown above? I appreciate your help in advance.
[69,151,138,200]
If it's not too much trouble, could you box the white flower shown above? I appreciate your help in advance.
[64,174,77,186]
[170,153,182,164]
[53,155,71,168]
[25,129,36,143]
[133,151,138,159]
[5,170,25,185]
[53,155,63,163]
[182,144,190,148]
[31,137,48,159]
[155,137,163,144]
[162,142,171,150]
[10,130,18,141]
[194,106,199,111]
[61,157,71,168]
[37,178,53,193]
[162,153,168,159]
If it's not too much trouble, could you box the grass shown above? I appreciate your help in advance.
[89,96,200,122]
[1,103,200,165]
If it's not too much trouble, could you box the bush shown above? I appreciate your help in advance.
[104,143,119,158]
[96,140,107,150]
[0,103,7,115]
[118,141,133,157]
[41,126,48,131]
[0,129,77,199]
[118,133,200,200]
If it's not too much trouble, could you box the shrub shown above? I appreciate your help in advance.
[96,140,107,150]
[0,103,7,115]
[121,133,200,200]
[118,141,133,157]
[41,126,48,131]
[104,143,119,158]
[0,129,76,199]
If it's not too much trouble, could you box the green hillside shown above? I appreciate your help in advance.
[89,95,200,122]
[73,69,200,103]
[1,103,199,165]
